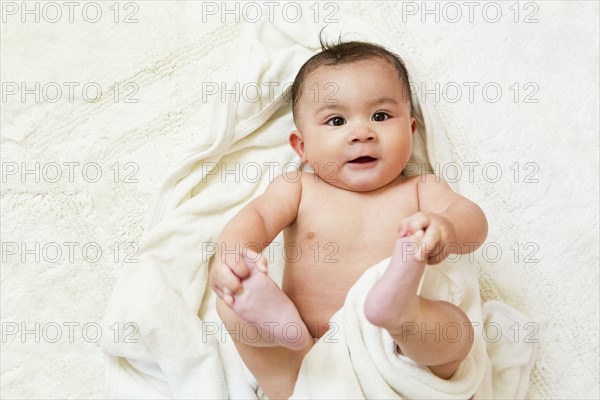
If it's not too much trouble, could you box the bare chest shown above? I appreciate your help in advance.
[281,175,419,338]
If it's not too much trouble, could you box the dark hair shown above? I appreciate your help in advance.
[289,32,413,122]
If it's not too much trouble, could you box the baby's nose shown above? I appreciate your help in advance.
[350,127,376,142]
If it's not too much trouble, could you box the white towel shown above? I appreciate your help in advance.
[291,258,537,399]
[99,5,536,398]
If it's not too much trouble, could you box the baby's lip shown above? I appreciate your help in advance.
[348,156,378,164]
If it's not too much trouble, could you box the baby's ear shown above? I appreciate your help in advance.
[289,131,307,162]
[410,117,417,134]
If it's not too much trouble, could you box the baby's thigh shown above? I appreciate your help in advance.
[215,298,310,397]
[237,342,307,399]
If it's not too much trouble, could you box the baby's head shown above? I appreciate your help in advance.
[288,38,416,192]
[290,40,414,121]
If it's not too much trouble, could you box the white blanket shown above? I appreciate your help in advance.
[291,258,535,399]
[99,5,536,399]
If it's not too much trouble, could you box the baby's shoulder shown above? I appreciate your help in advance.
[267,169,326,197]
[411,173,459,208]
[263,170,308,204]
[397,174,457,201]
[405,173,451,188]
[395,173,428,190]
[269,171,304,191]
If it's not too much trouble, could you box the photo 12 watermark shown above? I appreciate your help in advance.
[409,81,540,104]
[203,240,341,265]
[1,1,140,24]
[202,321,340,345]
[2,81,139,104]
[1,321,139,344]
[1,161,140,184]
[1,241,139,264]
[200,1,340,24]
[398,1,540,24]
[394,320,539,344]
[201,81,290,104]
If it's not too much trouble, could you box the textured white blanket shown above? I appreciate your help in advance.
[291,258,537,399]
[2,1,598,399]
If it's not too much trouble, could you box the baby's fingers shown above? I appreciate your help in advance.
[217,263,244,296]
[243,248,268,273]
[222,254,250,279]
[407,230,426,262]
[399,212,430,237]
[418,228,440,262]
[213,286,233,306]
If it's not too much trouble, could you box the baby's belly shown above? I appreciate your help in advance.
[281,255,382,339]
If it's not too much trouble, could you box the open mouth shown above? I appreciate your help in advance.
[348,156,377,164]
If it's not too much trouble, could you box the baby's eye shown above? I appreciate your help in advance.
[327,117,346,126]
[372,112,390,122]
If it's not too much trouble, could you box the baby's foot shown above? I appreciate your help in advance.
[227,254,311,351]
[364,231,427,333]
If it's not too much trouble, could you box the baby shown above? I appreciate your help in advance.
[209,39,488,399]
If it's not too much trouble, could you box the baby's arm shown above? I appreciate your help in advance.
[399,174,488,263]
[373,174,486,378]
[209,173,301,300]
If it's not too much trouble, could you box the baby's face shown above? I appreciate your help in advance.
[290,57,416,192]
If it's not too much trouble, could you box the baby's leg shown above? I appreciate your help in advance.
[216,298,313,399]
[218,254,312,350]
[215,258,313,398]
[364,231,474,379]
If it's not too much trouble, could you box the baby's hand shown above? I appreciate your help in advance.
[209,247,268,306]
[398,212,457,264]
